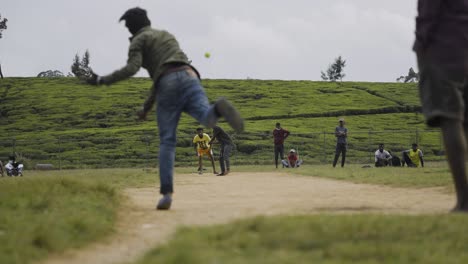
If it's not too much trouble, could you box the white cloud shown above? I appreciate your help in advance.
[0,0,418,81]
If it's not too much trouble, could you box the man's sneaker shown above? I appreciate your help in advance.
[156,194,172,210]
[216,171,225,176]
[198,170,203,175]
[215,98,244,133]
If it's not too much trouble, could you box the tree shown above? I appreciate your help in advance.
[37,70,65,78]
[321,56,346,82]
[0,14,7,79]
[0,14,7,39]
[396,67,419,83]
[71,50,93,78]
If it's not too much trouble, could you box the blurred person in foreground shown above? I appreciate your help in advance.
[414,0,468,211]
[86,7,243,210]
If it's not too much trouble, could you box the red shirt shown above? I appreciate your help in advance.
[273,128,290,145]
[288,153,298,164]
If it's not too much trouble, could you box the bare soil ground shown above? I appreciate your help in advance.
[41,172,454,264]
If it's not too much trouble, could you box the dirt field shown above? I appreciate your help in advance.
[41,172,454,264]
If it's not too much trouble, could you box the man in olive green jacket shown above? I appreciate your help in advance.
[87,7,243,210]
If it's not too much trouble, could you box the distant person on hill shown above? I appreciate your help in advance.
[282,149,303,168]
[273,122,290,168]
[209,125,234,176]
[85,7,243,210]
[333,118,348,167]
[414,0,468,212]
[402,143,424,168]
[374,143,392,167]
[193,128,218,175]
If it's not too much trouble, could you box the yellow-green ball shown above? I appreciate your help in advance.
[204,52,211,58]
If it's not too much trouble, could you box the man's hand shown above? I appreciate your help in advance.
[86,72,103,85]
[136,108,148,121]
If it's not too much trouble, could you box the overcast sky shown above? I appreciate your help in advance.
[0,0,417,82]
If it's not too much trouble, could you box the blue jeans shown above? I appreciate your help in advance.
[156,69,217,194]
[219,144,233,172]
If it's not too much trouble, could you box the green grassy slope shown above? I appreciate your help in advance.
[135,214,468,264]
[0,78,437,168]
[0,175,119,264]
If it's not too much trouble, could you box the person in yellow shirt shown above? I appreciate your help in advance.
[193,128,218,175]
[402,143,424,168]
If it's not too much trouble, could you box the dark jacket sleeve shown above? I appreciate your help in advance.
[102,37,144,84]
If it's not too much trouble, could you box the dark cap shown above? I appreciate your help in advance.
[119,7,148,22]
[119,7,151,34]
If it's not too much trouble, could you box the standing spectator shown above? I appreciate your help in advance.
[374,143,392,167]
[402,143,424,168]
[86,7,244,210]
[333,118,348,167]
[414,0,468,211]
[209,125,234,176]
[273,122,290,168]
[193,128,218,175]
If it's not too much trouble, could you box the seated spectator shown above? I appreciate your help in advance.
[388,151,402,167]
[375,143,392,167]
[282,149,303,168]
[5,156,24,177]
[402,143,424,168]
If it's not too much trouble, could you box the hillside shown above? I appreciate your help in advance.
[0,77,440,168]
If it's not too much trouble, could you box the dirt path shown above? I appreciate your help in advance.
[42,172,454,264]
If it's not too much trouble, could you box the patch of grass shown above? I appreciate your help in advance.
[177,164,453,189]
[291,163,453,189]
[0,175,119,264]
[135,214,468,264]
[21,168,158,189]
